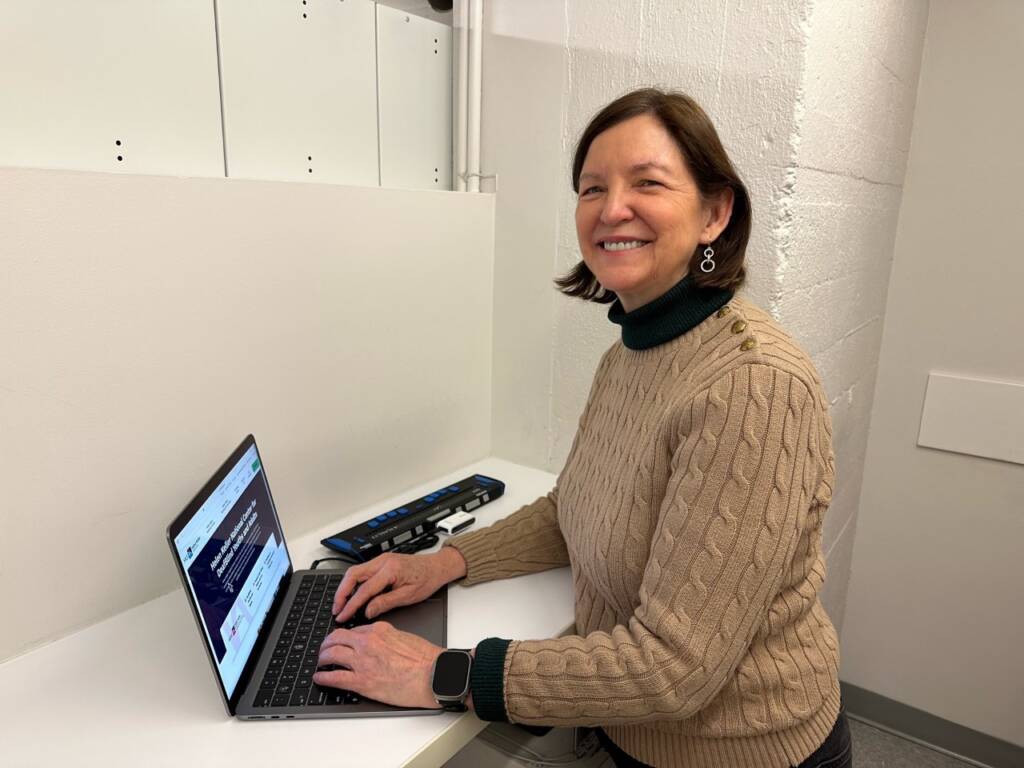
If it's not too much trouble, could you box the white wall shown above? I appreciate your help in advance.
[779,0,930,634]
[0,168,495,662]
[841,0,1024,745]
[484,0,928,635]
[483,1,566,468]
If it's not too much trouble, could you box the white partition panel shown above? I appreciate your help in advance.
[377,5,453,190]
[0,166,495,661]
[217,0,379,186]
[0,1,223,177]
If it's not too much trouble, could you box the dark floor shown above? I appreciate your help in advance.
[850,717,979,768]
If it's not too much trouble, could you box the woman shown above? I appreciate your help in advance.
[315,89,852,768]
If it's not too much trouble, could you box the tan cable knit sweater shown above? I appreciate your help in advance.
[451,296,841,768]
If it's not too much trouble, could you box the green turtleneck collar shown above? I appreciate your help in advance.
[607,274,734,350]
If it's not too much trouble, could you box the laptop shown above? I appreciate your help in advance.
[167,434,447,720]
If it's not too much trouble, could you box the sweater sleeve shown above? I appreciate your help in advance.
[472,364,822,726]
[444,489,570,586]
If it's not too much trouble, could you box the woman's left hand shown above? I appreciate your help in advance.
[314,621,442,710]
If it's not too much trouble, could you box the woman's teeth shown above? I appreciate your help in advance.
[602,240,647,251]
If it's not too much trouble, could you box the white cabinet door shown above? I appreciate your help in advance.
[377,5,452,190]
[217,0,379,186]
[0,0,224,177]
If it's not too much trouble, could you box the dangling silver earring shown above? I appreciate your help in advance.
[700,244,716,273]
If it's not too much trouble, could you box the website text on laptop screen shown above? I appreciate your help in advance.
[172,445,290,698]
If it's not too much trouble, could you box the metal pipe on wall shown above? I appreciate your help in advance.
[466,0,482,192]
[455,0,469,192]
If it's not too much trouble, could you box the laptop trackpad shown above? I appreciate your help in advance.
[379,598,446,647]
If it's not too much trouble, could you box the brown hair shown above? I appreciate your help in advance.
[557,88,751,302]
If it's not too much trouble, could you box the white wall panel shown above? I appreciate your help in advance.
[918,372,1024,466]
[0,166,495,661]
[377,5,452,190]
[0,0,223,177]
[217,0,379,185]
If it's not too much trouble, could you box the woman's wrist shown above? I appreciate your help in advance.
[436,545,468,583]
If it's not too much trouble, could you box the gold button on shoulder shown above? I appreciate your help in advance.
[716,306,730,318]
[731,320,748,334]
[740,338,757,351]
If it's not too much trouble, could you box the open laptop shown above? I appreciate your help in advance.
[167,434,447,720]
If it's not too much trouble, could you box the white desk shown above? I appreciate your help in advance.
[0,458,573,768]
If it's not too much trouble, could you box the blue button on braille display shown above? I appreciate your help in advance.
[367,520,379,529]
[387,511,398,518]
[426,495,437,502]
[376,514,388,522]
[398,508,410,515]
[448,486,459,492]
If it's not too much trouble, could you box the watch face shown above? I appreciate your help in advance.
[433,651,472,698]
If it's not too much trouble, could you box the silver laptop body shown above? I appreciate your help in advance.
[167,434,446,720]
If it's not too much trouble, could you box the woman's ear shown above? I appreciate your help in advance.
[702,188,735,243]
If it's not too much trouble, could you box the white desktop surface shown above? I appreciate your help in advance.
[0,458,572,768]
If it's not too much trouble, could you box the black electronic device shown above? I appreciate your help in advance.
[321,474,504,562]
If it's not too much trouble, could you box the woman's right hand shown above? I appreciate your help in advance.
[332,547,468,622]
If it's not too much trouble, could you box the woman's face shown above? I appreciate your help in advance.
[575,114,732,311]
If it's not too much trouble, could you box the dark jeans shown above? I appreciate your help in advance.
[596,706,853,768]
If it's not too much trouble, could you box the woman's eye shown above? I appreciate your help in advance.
[638,179,661,188]
[580,186,603,196]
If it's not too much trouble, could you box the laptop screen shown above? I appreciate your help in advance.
[171,442,290,699]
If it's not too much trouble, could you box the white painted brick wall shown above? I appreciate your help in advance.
[779,0,930,627]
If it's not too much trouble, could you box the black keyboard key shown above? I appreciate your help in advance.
[307,686,327,706]
[290,689,310,707]
[327,690,348,705]
[271,693,290,707]
[255,692,273,707]
[297,676,312,689]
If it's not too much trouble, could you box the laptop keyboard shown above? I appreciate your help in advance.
[254,572,366,708]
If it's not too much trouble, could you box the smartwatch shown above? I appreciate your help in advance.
[431,649,473,712]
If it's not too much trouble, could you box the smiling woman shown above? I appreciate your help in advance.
[322,89,851,768]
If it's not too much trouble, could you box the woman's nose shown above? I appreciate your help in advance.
[600,188,634,225]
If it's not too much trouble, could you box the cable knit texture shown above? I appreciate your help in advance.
[449,296,841,768]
